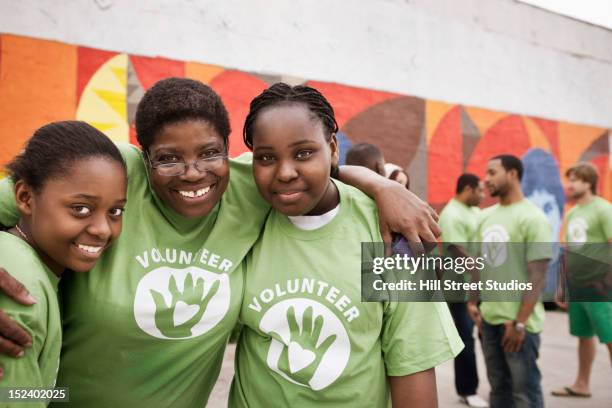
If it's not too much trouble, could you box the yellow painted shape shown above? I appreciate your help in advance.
[426,100,456,145]
[76,54,129,142]
[523,117,551,152]
[463,106,507,137]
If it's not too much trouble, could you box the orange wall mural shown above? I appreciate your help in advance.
[1,34,610,212]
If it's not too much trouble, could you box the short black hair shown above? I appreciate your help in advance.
[135,77,231,153]
[7,121,126,192]
[456,173,480,194]
[243,82,338,150]
[492,154,523,181]
[345,143,384,167]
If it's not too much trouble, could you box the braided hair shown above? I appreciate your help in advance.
[243,83,339,150]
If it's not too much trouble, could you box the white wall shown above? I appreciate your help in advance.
[1,0,611,127]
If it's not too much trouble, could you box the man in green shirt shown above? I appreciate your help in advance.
[552,162,612,399]
[439,173,488,407]
[469,155,551,408]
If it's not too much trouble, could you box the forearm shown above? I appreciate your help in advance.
[517,259,548,323]
[337,165,389,199]
[389,369,437,408]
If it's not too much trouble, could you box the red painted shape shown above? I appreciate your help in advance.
[530,117,559,159]
[130,55,184,90]
[428,106,462,204]
[210,70,268,157]
[77,47,118,101]
[307,81,399,129]
[466,115,531,177]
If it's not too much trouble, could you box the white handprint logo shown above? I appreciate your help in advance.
[481,225,510,267]
[260,299,350,391]
[134,266,230,339]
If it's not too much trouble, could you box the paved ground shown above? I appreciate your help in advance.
[209,310,611,407]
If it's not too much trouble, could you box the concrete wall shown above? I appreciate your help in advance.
[1,0,611,127]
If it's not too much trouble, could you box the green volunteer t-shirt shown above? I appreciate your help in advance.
[0,232,60,408]
[476,199,552,333]
[565,197,612,243]
[439,199,480,295]
[564,196,612,288]
[0,143,270,407]
[230,181,463,407]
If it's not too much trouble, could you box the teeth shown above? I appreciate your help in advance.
[77,244,102,254]
[178,186,211,198]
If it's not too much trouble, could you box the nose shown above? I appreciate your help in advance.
[86,213,113,242]
[276,160,298,183]
[180,161,206,182]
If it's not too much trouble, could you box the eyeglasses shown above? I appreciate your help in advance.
[146,154,228,177]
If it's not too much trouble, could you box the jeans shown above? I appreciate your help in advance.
[448,302,479,396]
[481,321,543,408]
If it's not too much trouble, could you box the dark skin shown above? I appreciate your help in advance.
[0,118,441,364]
[0,158,126,368]
[251,103,438,407]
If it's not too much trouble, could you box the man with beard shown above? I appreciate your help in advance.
[468,155,551,408]
[439,173,488,407]
[552,162,612,399]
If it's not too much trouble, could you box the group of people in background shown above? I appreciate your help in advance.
[346,142,611,408]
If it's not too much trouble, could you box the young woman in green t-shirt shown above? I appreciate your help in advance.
[230,83,462,407]
[0,121,127,401]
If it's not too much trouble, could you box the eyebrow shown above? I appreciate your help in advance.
[153,142,223,154]
[69,194,99,200]
[254,139,317,150]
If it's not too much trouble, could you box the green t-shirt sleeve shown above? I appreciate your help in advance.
[0,301,47,394]
[226,152,270,217]
[525,212,553,262]
[440,214,469,244]
[381,302,463,376]
[115,142,145,179]
[0,177,19,227]
[598,202,612,240]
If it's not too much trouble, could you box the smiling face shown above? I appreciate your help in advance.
[147,119,229,218]
[251,103,339,216]
[16,157,127,274]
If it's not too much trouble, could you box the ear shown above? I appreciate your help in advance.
[329,133,339,167]
[14,180,34,216]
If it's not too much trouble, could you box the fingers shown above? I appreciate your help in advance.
[286,306,299,334]
[0,268,36,306]
[380,222,392,247]
[428,205,440,223]
[0,310,32,352]
[150,289,168,309]
[0,337,25,358]
[302,307,314,334]
[318,334,337,354]
[168,276,179,297]
[312,315,324,341]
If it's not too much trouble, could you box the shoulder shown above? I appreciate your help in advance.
[594,197,612,212]
[115,142,147,182]
[335,180,380,235]
[0,235,57,329]
[336,180,377,215]
[520,199,548,224]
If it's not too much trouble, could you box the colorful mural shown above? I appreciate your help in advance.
[1,34,610,211]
